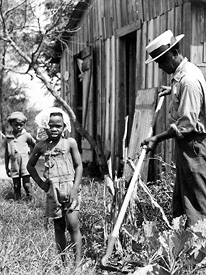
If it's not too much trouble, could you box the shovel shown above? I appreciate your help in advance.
[101,95,165,267]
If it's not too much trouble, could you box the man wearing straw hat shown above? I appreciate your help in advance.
[141,30,206,227]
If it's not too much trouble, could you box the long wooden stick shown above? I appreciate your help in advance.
[101,96,165,266]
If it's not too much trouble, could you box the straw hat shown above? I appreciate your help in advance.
[145,30,185,64]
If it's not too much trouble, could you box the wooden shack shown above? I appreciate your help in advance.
[58,0,206,177]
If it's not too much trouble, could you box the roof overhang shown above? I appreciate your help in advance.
[51,0,91,63]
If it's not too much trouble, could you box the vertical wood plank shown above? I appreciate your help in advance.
[101,41,106,143]
[142,0,150,21]
[169,0,174,10]
[136,0,143,20]
[160,0,164,15]
[182,2,191,60]
[111,35,116,162]
[152,0,157,18]
[115,37,120,156]
[149,0,155,19]
[95,0,99,39]
[78,20,82,52]
[97,0,103,38]
[155,0,161,17]
[97,40,101,135]
[204,4,206,42]
[131,0,138,21]
[174,4,182,36]
[112,0,117,31]
[146,20,154,88]
[140,22,147,89]
[110,0,114,36]
[115,0,122,28]
[93,2,98,41]
[104,0,109,38]
[200,5,204,44]
[204,42,206,63]
[167,7,174,31]
[127,0,134,24]
[153,16,160,88]
[135,28,142,91]
[121,0,128,26]
[100,0,106,39]
[105,38,111,149]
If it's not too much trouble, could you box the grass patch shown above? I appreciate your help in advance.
[1,163,206,275]
[0,176,107,275]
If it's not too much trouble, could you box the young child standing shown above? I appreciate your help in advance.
[4,111,36,200]
[27,107,83,267]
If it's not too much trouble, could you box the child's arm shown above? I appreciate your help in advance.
[27,132,36,149]
[4,142,11,177]
[69,138,83,204]
[27,142,50,192]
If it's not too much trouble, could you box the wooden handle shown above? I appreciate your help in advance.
[101,148,146,266]
[110,148,146,237]
[101,96,165,266]
[101,235,116,266]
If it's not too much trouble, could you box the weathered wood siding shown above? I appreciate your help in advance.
[60,0,206,176]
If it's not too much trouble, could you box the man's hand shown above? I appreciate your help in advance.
[141,136,159,153]
[158,85,171,97]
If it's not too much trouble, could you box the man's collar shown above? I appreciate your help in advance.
[173,57,188,82]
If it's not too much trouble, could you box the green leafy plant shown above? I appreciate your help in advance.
[128,217,206,275]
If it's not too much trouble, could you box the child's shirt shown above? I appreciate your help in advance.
[5,129,36,157]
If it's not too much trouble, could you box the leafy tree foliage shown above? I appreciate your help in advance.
[1,76,38,136]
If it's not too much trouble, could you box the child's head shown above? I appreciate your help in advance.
[7,112,27,134]
[46,112,65,140]
[35,107,71,141]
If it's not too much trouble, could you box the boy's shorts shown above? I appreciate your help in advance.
[10,153,30,178]
[45,179,81,219]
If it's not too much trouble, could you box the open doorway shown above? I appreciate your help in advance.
[124,31,137,137]
[118,31,137,152]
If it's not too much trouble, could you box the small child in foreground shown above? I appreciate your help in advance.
[27,107,83,267]
[4,111,36,200]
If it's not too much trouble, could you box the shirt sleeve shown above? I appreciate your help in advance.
[172,77,203,135]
